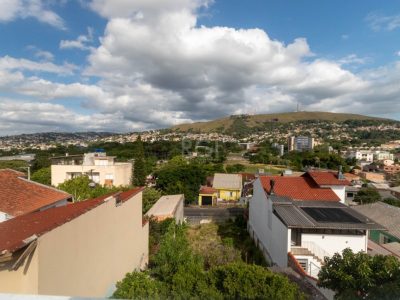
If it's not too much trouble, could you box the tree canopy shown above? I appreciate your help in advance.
[31,167,51,185]
[353,187,381,204]
[133,135,146,186]
[318,248,400,299]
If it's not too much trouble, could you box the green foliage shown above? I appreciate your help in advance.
[155,156,207,203]
[318,248,400,299]
[208,262,304,300]
[112,271,166,299]
[226,163,245,173]
[133,136,146,186]
[354,187,381,204]
[283,150,349,171]
[142,187,162,214]
[0,160,28,171]
[57,176,127,201]
[31,167,51,185]
[149,218,175,259]
[113,220,303,300]
[382,197,400,207]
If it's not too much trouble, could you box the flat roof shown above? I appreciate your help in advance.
[146,194,184,217]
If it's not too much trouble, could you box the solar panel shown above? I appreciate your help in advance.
[301,207,362,223]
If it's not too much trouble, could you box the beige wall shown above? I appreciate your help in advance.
[51,163,132,187]
[0,248,39,294]
[0,191,148,298]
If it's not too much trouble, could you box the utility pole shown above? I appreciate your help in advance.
[20,166,31,180]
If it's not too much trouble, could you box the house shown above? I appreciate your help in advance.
[390,186,400,199]
[0,169,72,222]
[359,171,386,183]
[248,174,382,278]
[353,202,400,245]
[347,150,374,163]
[198,173,242,206]
[51,151,132,187]
[0,188,149,297]
[146,194,184,223]
[384,164,400,176]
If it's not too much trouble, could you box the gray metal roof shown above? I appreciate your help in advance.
[212,173,242,190]
[273,201,386,230]
[352,202,400,239]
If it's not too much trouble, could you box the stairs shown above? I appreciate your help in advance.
[291,247,324,265]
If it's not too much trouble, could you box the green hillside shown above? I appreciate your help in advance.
[172,111,393,134]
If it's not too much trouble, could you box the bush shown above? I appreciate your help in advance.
[354,187,381,204]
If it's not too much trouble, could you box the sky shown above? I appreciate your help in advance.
[1,0,400,135]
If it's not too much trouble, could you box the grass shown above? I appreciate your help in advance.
[187,218,267,269]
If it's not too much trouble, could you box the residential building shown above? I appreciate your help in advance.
[198,186,218,206]
[288,136,314,152]
[51,151,132,187]
[146,194,184,223]
[199,173,242,206]
[384,164,400,175]
[374,151,394,161]
[353,202,400,245]
[390,186,400,199]
[0,169,71,222]
[248,177,383,278]
[0,188,148,297]
[347,150,374,163]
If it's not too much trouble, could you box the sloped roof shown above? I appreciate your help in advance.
[260,175,340,202]
[273,200,385,230]
[0,169,71,217]
[199,186,218,194]
[0,187,143,254]
[306,171,350,186]
[212,173,242,190]
[352,202,400,240]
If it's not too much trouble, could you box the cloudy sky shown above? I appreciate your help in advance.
[1,0,400,135]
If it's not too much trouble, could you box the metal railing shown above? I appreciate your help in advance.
[302,241,331,262]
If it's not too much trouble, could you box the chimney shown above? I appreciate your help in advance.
[270,179,275,195]
[338,165,345,180]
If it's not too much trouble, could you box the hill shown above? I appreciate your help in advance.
[171,111,394,135]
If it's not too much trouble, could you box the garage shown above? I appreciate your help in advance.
[201,196,213,206]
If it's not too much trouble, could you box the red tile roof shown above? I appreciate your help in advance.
[0,169,72,217]
[199,186,217,194]
[306,171,350,186]
[260,175,340,202]
[0,187,143,254]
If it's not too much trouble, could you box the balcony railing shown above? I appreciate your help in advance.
[302,241,331,262]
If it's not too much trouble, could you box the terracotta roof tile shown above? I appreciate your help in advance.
[0,187,143,254]
[306,171,350,186]
[260,175,340,202]
[0,169,71,217]
[199,186,217,194]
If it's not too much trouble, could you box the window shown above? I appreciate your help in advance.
[105,173,114,180]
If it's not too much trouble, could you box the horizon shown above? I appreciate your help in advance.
[1,1,400,135]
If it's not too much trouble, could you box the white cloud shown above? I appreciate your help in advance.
[60,27,95,51]
[366,12,400,31]
[0,0,66,29]
[0,56,77,75]
[1,0,400,135]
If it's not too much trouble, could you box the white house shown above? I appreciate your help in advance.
[348,150,374,163]
[248,173,383,278]
[51,152,132,187]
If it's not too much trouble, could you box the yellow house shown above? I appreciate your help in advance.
[199,173,242,206]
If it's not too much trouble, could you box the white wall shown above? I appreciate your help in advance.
[321,185,346,203]
[249,179,290,266]
[301,233,367,257]
[0,212,8,222]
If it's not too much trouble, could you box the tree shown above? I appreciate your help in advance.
[142,187,162,214]
[208,262,304,300]
[133,135,146,186]
[31,167,51,185]
[318,248,400,299]
[382,197,400,207]
[57,176,124,202]
[354,187,381,204]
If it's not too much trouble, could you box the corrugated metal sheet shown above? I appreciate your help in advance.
[273,201,386,230]
[353,202,400,240]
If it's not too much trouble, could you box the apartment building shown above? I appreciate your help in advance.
[288,136,314,152]
[51,151,132,187]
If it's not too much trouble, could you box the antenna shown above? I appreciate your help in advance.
[296,102,300,112]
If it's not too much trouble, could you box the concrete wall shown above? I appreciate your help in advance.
[218,189,241,201]
[0,191,148,297]
[249,179,290,266]
[301,232,367,257]
[51,163,132,187]
[0,246,39,294]
[36,191,148,297]
[175,197,184,223]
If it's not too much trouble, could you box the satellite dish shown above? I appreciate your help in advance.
[88,182,96,188]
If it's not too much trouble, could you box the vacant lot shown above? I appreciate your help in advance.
[186,218,267,269]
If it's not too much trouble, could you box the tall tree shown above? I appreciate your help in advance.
[133,135,146,186]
